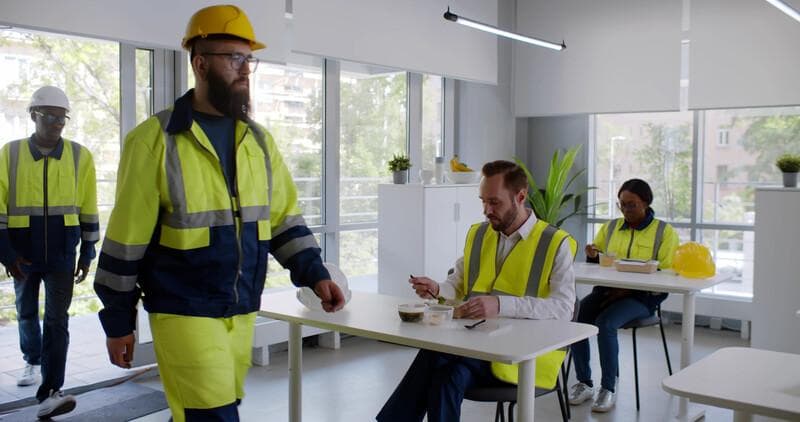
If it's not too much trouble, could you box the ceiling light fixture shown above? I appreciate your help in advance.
[443,7,565,51]
[764,0,800,23]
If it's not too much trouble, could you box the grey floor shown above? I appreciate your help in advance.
[131,324,789,422]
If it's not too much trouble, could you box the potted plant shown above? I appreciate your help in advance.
[514,145,595,227]
[776,154,800,188]
[388,154,412,184]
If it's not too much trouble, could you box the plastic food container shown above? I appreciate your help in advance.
[599,252,616,267]
[424,305,454,325]
[615,259,659,274]
[398,304,426,322]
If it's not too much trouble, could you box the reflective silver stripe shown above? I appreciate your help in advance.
[70,141,81,186]
[466,223,490,296]
[240,206,270,223]
[155,110,190,222]
[0,215,7,224]
[272,214,307,237]
[7,140,20,211]
[94,268,138,292]
[79,213,100,224]
[272,234,319,263]
[247,120,273,208]
[651,220,666,261]
[0,224,6,230]
[7,205,80,216]
[101,238,148,261]
[526,225,559,298]
[82,231,100,242]
[605,219,619,253]
[161,210,234,228]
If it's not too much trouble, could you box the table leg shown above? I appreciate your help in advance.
[732,410,754,422]
[289,322,302,422]
[517,359,536,422]
[676,292,704,421]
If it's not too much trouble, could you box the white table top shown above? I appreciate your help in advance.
[662,347,800,420]
[260,290,597,364]
[573,262,729,294]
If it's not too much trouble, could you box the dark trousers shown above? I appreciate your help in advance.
[377,349,504,422]
[570,288,651,391]
[14,271,74,402]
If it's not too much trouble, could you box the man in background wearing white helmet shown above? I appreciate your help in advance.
[0,85,99,418]
[94,5,345,421]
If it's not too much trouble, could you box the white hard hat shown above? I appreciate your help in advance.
[296,262,352,311]
[28,86,70,112]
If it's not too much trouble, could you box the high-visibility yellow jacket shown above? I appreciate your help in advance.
[94,90,329,337]
[462,220,577,389]
[0,137,98,272]
[592,211,680,309]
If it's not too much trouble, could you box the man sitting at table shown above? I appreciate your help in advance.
[377,160,577,422]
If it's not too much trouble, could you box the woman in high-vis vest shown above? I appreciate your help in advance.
[377,160,577,422]
[568,179,679,413]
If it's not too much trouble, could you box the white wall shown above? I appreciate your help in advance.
[293,0,498,85]
[0,0,289,62]
[514,0,682,117]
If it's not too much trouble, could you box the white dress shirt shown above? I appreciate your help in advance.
[437,210,575,321]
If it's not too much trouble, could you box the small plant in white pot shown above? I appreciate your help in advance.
[388,154,412,184]
[776,154,800,188]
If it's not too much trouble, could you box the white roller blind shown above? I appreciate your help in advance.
[689,0,800,110]
[0,0,288,63]
[514,0,682,117]
[292,0,498,85]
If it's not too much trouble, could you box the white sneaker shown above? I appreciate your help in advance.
[16,363,39,387]
[568,382,595,405]
[591,387,617,412]
[36,390,76,419]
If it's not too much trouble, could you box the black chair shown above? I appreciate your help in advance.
[620,304,673,411]
[464,299,580,422]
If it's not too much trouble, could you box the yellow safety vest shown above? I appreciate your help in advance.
[463,220,577,389]
[593,217,679,269]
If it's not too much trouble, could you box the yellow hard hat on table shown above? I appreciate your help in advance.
[182,4,266,51]
[672,242,716,279]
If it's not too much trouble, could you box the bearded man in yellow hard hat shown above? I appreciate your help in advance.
[94,5,345,421]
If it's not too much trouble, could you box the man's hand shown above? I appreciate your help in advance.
[74,263,90,284]
[313,279,346,312]
[106,334,135,369]
[455,295,499,319]
[409,276,439,299]
[585,244,599,258]
[5,257,31,281]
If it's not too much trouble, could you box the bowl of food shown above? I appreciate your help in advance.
[398,303,426,322]
[445,171,480,184]
[424,304,454,325]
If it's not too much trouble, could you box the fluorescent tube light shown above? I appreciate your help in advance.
[764,0,800,23]
[443,8,565,51]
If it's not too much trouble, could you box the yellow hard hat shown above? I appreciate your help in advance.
[182,4,266,51]
[672,242,716,279]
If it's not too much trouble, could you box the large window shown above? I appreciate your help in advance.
[421,74,443,170]
[0,28,121,321]
[590,106,800,298]
[339,64,407,225]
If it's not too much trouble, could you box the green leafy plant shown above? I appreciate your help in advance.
[514,145,594,227]
[388,154,412,172]
[775,154,800,173]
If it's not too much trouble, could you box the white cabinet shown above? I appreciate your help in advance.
[378,183,484,298]
[752,187,800,353]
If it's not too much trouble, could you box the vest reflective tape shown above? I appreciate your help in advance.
[272,214,307,238]
[7,141,20,211]
[70,141,81,186]
[0,214,7,230]
[101,238,148,262]
[605,218,665,260]
[79,213,99,224]
[240,205,270,223]
[466,222,489,294]
[526,224,558,298]
[94,267,138,292]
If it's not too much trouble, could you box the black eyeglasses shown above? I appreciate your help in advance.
[33,110,70,125]
[617,201,643,211]
[201,52,259,72]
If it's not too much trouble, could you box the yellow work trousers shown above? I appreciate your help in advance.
[149,312,256,422]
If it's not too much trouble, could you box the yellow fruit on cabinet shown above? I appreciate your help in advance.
[450,155,474,172]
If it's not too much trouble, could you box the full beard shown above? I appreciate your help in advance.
[488,203,519,233]
[207,68,251,121]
